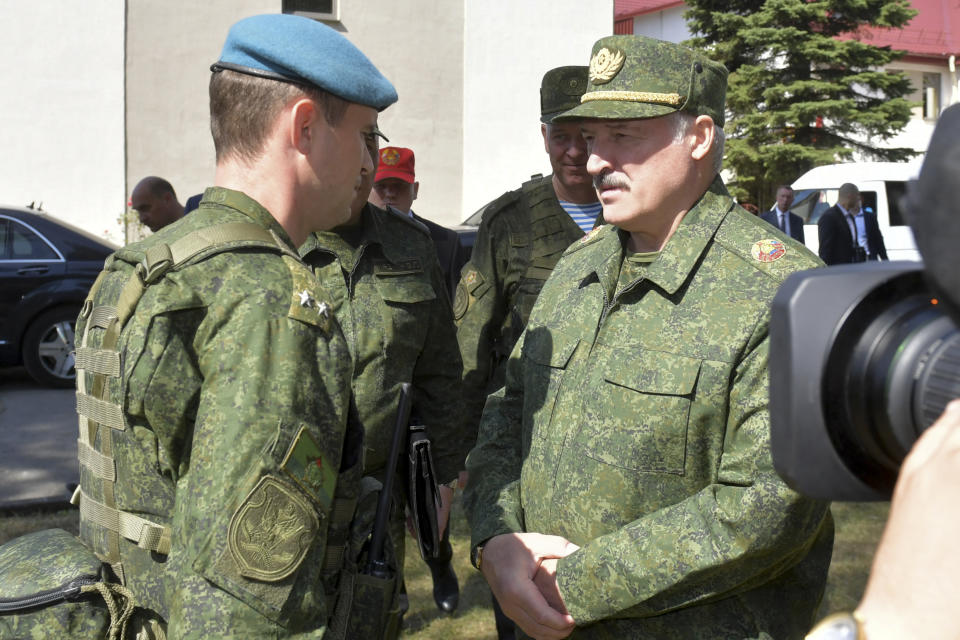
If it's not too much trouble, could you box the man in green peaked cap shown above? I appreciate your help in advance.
[464,35,830,639]
[455,64,601,639]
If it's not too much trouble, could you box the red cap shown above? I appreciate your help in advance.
[375,146,415,183]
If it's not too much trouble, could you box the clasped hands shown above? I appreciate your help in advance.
[481,532,580,640]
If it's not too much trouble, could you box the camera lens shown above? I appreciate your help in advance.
[822,270,960,493]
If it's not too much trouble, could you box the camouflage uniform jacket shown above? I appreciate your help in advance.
[455,174,586,432]
[300,203,468,484]
[464,178,833,639]
[74,188,355,638]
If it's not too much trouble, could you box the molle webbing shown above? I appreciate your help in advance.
[74,221,284,583]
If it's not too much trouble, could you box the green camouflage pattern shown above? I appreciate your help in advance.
[556,35,728,126]
[300,203,469,582]
[455,175,587,434]
[540,66,589,123]
[464,178,832,639]
[71,187,355,637]
[0,529,111,638]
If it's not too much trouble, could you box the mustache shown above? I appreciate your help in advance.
[593,172,630,191]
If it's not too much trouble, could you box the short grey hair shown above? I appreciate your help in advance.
[671,112,724,174]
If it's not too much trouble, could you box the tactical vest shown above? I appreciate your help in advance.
[497,175,586,358]
[69,222,362,635]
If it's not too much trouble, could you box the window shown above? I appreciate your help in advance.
[790,189,831,224]
[1,220,58,260]
[923,73,941,120]
[886,181,908,227]
[282,0,339,21]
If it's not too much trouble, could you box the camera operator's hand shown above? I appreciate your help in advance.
[856,399,960,639]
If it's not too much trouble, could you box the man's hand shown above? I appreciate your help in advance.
[533,558,568,615]
[855,399,960,639]
[437,483,455,540]
[481,532,579,639]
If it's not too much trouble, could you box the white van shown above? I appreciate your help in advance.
[788,161,923,261]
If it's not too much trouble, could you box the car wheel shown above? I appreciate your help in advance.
[22,306,79,388]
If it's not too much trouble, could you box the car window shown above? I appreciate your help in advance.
[6,220,58,260]
[790,189,832,224]
[886,181,909,226]
[792,189,878,224]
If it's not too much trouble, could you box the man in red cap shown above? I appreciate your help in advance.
[370,146,467,298]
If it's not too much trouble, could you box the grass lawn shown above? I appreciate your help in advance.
[0,498,889,638]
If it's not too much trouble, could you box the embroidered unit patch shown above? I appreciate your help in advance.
[751,238,787,263]
[228,475,318,582]
[281,425,337,510]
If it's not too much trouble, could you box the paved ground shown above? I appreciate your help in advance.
[0,367,77,508]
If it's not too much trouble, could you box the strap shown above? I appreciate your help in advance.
[168,221,279,265]
[322,496,358,573]
[78,439,116,481]
[89,305,118,329]
[76,391,126,431]
[80,581,136,640]
[76,489,172,555]
[75,347,121,378]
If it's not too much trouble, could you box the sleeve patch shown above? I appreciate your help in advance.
[228,475,319,582]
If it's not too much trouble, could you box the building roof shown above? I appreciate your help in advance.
[857,0,959,58]
[615,0,685,20]
[615,0,960,58]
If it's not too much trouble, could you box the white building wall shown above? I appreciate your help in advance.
[632,7,691,42]
[883,59,956,155]
[462,1,614,219]
[338,0,465,227]
[125,0,276,242]
[0,3,126,244]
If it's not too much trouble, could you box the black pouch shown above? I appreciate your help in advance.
[326,477,402,640]
[405,424,442,560]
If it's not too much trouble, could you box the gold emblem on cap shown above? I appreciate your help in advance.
[589,47,625,85]
[380,148,400,166]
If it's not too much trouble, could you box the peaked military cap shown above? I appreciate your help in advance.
[556,35,727,127]
[540,66,589,123]
[213,14,398,111]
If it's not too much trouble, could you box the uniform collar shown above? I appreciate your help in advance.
[577,175,733,297]
[201,186,297,250]
[300,203,420,264]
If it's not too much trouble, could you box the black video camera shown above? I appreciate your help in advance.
[769,104,960,501]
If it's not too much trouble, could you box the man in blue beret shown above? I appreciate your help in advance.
[0,14,401,640]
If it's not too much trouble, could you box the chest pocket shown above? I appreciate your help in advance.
[521,327,579,449]
[584,348,701,475]
[372,270,437,357]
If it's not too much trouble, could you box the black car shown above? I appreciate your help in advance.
[0,207,116,387]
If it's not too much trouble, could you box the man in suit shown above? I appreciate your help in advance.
[370,146,467,299]
[761,185,805,243]
[818,182,888,265]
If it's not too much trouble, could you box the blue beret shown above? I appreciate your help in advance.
[214,14,397,111]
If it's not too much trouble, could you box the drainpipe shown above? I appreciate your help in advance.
[950,55,957,106]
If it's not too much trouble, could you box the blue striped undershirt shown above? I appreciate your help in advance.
[559,200,603,232]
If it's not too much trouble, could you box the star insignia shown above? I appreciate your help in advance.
[298,290,314,308]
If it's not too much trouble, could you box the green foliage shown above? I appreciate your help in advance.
[684,0,918,207]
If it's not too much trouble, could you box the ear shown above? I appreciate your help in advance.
[412,181,420,200]
[290,98,320,156]
[689,115,715,162]
[541,123,549,153]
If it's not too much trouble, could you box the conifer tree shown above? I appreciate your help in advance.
[684,0,918,208]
